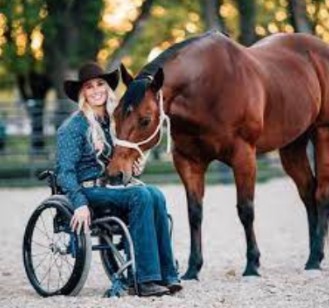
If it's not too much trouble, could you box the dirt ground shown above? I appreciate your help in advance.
[1,178,329,307]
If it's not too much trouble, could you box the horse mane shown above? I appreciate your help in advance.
[122,31,223,114]
[137,34,207,79]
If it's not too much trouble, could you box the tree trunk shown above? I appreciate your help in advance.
[44,0,104,128]
[202,0,227,33]
[3,2,51,151]
[235,0,257,46]
[43,0,73,127]
[287,0,313,33]
[16,72,51,152]
[107,0,155,71]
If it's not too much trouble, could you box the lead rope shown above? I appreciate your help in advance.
[112,89,171,162]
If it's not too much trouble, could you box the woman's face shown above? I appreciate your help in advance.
[82,78,108,107]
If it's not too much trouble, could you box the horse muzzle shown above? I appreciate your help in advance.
[108,171,131,186]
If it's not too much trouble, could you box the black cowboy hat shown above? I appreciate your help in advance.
[64,62,119,102]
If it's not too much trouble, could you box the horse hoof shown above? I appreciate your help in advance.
[305,261,321,270]
[243,267,260,277]
[181,269,199,280]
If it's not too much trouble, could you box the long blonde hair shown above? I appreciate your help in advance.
[78,83,118,171]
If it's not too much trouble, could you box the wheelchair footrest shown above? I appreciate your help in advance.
[104,274,129,298]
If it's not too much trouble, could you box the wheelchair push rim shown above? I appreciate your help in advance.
[23,200,91,297]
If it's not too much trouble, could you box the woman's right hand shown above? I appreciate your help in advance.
[133,157,146,176]
[70,205,91,234]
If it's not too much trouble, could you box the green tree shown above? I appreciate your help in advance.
[287,0,313,33]
[236,0,257,45]
[0,0,104,149]
[107,0,156,71]
[109,0,203,73]
[202,0,227,33]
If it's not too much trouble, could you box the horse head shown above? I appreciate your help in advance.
[108,64,166,185]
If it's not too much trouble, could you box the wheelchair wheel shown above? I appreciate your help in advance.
[99,235,120,280]
[23,198,92,297]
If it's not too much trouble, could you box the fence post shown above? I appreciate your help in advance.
[0,111,7,151]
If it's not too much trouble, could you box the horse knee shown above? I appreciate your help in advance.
[237,200,254,226]
[315,184,329,213]
[187,197,203,228]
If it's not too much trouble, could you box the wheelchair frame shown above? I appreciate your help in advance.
[23,170,142,297]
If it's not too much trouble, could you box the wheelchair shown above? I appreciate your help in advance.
[22,170,174,297]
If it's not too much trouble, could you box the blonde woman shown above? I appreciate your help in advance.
[56,62,182,297]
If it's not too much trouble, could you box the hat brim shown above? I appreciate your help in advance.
[64,70,119,102]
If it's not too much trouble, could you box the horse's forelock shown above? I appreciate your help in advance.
[122,78,152,117]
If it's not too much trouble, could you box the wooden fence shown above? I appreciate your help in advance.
[0,103,286,186]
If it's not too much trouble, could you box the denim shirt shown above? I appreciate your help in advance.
[55,111,113,209]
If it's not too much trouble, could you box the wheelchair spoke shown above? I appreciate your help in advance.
[53,253,64,284]
[32,251,51,258]
[54,257,65,290]
[34,225,50,240]
[47,253,54,291]
[31,251,51,258]
[39,211,52,241]
[39,253,59,287]
[33,250,52,271]
[32,240,50,249]
[62,254,74,271]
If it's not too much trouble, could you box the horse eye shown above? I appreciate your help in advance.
[139,117,151,128]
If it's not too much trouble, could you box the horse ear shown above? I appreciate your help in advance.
[151,68,164,92]
[120,63,134,87]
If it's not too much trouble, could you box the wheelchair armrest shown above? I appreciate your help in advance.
[38,170,52,181]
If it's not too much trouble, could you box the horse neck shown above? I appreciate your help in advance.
[161,86,204,136]
[161,34,246,129]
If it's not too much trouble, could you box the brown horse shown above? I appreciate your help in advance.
[108,31,329,279]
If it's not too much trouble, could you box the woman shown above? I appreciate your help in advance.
[56,62,182,297]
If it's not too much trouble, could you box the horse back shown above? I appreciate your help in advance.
[249,33,329,151]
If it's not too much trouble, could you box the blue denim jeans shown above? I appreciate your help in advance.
[82,185,179,284]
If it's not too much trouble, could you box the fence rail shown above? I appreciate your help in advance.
[0,104,286,186]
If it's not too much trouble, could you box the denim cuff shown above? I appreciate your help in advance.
[137,274,162,284]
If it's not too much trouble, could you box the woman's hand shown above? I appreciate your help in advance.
[70,205,91,234]
[133,157,146,176]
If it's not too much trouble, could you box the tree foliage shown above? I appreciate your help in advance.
[0,0,104,94]
[0,0,104,149]
[3,0,329,149]
[2,0,329,91]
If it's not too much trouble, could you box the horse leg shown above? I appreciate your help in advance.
[279,135,317,269]
[311,126,329,269]
[231,140,260,276]
[172,150,207,280]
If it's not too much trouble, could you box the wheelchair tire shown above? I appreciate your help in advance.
[23,198,92,297]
